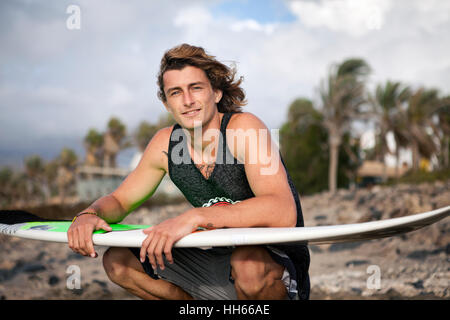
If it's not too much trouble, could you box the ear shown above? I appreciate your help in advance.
[214,89,223,104]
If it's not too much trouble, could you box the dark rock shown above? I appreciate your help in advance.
[0,269,13,282]
[345,260,370,267]
[342,193,356,201]
[48,275,60,286]
[27,274,41,281]
[93,279,108,289]
[36,251,46,261]
[329,242,363,252]
[389,208,410,218]
[22,263,46,273]
[406,250,429,260]
[407,248,444,260]
[408,280,424,290]
[357,194,376,206]
[351,287,362,294]
[71,288,84,296]
[0,259,47,282]
[369,207,382,220]
[309,245,323,253]
[67,252,85,261]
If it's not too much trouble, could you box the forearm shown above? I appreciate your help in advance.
[81,194,127,224]
[193,194,297,229]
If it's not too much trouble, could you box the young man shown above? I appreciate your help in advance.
[68,44,310,300]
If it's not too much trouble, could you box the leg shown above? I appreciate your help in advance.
[230,246,287,300]
[102,247,193,300]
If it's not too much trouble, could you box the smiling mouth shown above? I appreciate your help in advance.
[182,109,201,116]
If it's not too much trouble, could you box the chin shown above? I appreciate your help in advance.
[178,117,204,131]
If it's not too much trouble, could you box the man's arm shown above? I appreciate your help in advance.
[141,113,297,269]
[67,127,171,257]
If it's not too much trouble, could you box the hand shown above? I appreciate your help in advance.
[139,211,200,271]
[68,214,112,258]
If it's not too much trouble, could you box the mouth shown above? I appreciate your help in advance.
[182,108,201,117]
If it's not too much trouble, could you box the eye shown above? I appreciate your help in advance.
[170,90,180,96]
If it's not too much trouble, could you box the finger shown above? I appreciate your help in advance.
[96,220,112,232]
[84,225,97,258]
[146,234,160,270]
[154,235,167,270]
[140,231,154,263]
[72,228,82,255]
[163,238,175,265]
[77,227,88,256]
[67,228,74,250]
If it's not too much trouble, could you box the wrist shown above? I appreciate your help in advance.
[72,211,98,223]
[189,207,214,230]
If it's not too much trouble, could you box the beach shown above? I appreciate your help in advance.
[0,181,449,300]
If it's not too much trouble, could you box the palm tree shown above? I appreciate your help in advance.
[103,117,129,168]
[280,98,330,194]
[135,113,175,152]
[0,167,13,207]
[57,148,78,204]
[44,160,59,202]
[403,88,440,171]
[429,95,450,169]
[24,155,45,203]
[84,129,104,166]
[319,58,371,194]
[10,172,28,207]
[135,121,158,152]
[370,80,411,179]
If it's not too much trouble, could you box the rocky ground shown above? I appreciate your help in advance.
[0,181,448,300]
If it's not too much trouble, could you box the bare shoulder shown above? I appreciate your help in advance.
[149,126,173,151]
[140,125,174,171]
[226,112,273,163]
[227,112,268,131]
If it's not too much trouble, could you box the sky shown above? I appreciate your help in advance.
[1,0,450,169]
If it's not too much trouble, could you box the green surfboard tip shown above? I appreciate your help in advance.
[20,221,149,233]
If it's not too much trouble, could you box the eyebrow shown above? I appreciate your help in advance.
[166,81,207,94]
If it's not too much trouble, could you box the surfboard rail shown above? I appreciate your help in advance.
[0,205,449,248]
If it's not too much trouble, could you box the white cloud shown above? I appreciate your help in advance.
[1,0,450,167]
[230,19,277,35]
[289,0,392,37]
[174,5,212,28]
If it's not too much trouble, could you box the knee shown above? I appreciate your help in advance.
[231,247,268,295]
[102,247,130,282]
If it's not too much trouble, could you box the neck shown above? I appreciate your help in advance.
[185,112,223,165]
[186,111,222,151]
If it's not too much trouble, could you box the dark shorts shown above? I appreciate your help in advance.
[128,245,309,300]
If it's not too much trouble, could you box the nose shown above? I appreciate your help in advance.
[183,91,194,107]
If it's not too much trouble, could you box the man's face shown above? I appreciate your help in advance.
[162,65,222,130]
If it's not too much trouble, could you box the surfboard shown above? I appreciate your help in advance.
[0,205,449,248]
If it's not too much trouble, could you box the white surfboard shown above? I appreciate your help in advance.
[0,205,449,248]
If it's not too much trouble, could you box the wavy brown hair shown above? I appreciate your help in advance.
[157,44,246,113]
